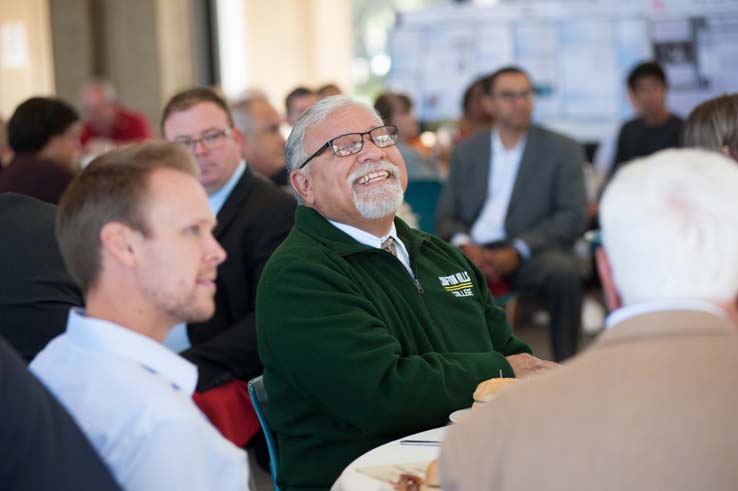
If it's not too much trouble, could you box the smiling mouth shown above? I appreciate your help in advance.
[196,277,216,288]
[356,170,390,185]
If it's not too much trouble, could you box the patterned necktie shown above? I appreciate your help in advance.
[381,237,397,257]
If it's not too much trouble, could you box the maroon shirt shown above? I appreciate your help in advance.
[0,154,75,205]
[80,105,153,146]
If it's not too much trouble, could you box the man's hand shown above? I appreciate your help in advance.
[506,353,559,379]
[488,247,520,277]
[459,244,487,267]
[460,244,500,282]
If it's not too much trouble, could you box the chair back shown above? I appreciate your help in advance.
[403,179,443,234]
[248,375,281,491]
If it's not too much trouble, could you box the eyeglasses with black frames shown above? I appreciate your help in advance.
[173,128,233,151]
[298,125,399,169]
[493,89,535,102]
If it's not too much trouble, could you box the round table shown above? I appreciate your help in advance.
[331,426,448,491]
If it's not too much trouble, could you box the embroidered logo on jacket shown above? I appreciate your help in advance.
[438,271,474,297]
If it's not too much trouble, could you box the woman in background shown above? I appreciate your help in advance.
[374,92,444,181]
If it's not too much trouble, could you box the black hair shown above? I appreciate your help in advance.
[8,97,79,154]
[373,93,413,125]
[285,87,316,114]
[627,61,667,91]
[480,66,530,95]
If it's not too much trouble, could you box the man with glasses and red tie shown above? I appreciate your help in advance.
[436,66,588,363]
[161,89,295,448]
[256,95,555,490]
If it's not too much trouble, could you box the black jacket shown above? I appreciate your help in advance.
[183,167,295,391]
[0,193,83,361]
[0,337,122,490]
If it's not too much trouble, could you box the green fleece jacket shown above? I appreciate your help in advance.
[256,206,531,491]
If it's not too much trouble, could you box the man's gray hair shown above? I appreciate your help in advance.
[285,95,382,172]
[600,148,738,306]
[82,79,118,102]
[231,92,269,135]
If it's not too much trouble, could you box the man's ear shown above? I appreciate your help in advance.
[626,89,641,113]
[230,127,245,157]
[290,169,314,205]
[595,247,622,312]
[99,221,142,269]
[481,94,495,117]
[231,127,244,145]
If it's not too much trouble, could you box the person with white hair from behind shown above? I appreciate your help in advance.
[441,148,738,491]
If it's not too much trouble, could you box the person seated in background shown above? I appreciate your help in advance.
[256,95,555,490]
[683,93,738,162]
[284,86,318,127]
[436,66,588,362]
[31,142,250,490]
[79,79,153,155]
[441,148,738,491]
[232,95,290,187]
[317,83,342,99]
[0,193,83,362]
[456,76,494,143]
[1,337,122,491]
[0,97,82,204]
[0,115,12,170]
[610,61,683,175]
[374,92,444,181]
[161,87,295,393]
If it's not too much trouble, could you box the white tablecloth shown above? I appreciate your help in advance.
[331,426,447,491]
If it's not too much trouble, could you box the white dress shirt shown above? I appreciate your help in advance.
[453,130,531,258]
[469,130,525,245]
[31,309,249,491]
[329,220,414,277]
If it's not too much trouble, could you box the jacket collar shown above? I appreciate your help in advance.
[294,206,429,257]
[592,309,737,352]
[213,166,254,237]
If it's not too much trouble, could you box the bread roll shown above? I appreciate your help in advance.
[473,377,518,403]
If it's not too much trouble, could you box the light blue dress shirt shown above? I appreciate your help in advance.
[208,161,246,215]
[31,309,249,491]
[164,161,247,353]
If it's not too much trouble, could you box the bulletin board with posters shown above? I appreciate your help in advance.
[385,0,738,141]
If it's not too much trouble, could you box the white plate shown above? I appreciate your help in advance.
[449,408,472,424]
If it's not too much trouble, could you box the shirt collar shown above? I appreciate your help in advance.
[491,128,527,156]
[605,300,727,330]
[208,160,246,215]
[65,308,198,394]
[328,219,400,249]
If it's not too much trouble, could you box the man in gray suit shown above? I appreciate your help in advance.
[441,148,738,491]
[436,66,587,361]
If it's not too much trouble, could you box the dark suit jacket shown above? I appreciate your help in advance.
[442,310,738,491]
[0,194,83,361]
[183,167,295,391]
[1,337,122,491]
[436,125,587,255]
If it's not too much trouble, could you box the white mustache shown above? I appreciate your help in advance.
[346,160,399,186]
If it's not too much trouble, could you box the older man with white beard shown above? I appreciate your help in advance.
[255,96,553,491]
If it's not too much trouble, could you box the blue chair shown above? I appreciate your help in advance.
[248,375,281,491]
[403,180,444,234]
